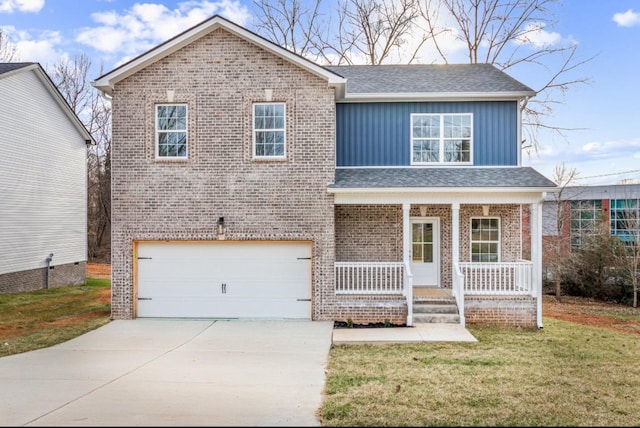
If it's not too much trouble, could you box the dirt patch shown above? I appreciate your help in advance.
[542,294,640,335]
[87,263,111,279]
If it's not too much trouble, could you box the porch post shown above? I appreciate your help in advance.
[531,200,544,328]
[451,202,465,326]
[451,203,460,267]
[402,203,413,326]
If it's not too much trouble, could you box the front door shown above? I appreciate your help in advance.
[410,218,440,286]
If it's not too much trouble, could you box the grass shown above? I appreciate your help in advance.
[319,320,640,426]
[1,281,639,426]
[0,278,111,357]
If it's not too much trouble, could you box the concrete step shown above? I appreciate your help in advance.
[413,303,459,314]
[413,313,461,324]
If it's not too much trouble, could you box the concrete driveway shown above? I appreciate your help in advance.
[0,319,334,427]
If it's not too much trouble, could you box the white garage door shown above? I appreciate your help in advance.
[136,241,312,319]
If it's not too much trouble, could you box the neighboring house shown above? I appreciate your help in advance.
[92,15,557,328]
[0,63,94,294]
[541,183,640,257]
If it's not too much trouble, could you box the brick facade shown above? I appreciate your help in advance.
[110,28,336,320]
[107,21,537,327]
[464,296,537,328]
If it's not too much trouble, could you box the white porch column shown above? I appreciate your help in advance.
[451,203,460,266]
[402,203,413,326]
[531,200,544,328]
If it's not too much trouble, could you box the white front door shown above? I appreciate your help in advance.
[410,218,440,286]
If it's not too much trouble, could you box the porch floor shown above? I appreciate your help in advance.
[413,287,452,300]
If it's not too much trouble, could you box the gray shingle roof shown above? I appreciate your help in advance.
[0,62,35,75]
[330,167,557,189]
[324,64,535,95]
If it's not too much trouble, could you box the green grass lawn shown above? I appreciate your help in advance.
[0,278,111,357]
[319,319,640,426]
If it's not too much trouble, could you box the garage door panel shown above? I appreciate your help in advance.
[136,241,312,319]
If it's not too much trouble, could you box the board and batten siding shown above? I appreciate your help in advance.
[335,101,518,167]
[0,69,87,275]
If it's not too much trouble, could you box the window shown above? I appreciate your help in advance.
[610,199,639,245]
[253,102,286,158]
[156,104,187,158]
[470,218,499,262]
[411,113,472,164]
[570,200,602,249]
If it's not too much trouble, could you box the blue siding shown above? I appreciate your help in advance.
[336,101,518,166]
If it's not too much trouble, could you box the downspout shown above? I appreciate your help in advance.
[45,253,54,289]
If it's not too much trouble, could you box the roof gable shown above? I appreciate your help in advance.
[0,62,94,144]
[92,15,345,97]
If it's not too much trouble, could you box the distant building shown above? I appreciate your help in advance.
[542,183,640,254]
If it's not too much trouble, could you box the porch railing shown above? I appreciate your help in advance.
[335,262,405,295]
[452,263,466,327]
[458,261,533,295]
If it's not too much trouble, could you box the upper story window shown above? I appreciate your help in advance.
[570,200,602,250]
[610,199,639,245]
[156,104,187,159]
[411,113,472,165]
[253,102,286,159]
[470,217,500,262]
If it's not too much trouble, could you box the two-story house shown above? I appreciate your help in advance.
[0,63,93,294]
[92,15,557,328]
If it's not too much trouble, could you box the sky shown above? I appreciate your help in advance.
[1,0,640,186]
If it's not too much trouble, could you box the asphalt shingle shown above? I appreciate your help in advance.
[330,167,557,189]
[324,64,535,95]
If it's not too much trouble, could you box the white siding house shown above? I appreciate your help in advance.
[0,63,94,293]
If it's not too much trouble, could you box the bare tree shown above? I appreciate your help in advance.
[543,162,579,298]
[49,54,112,262]
[0,29,18,62]
[252,0,324,58]
[336,0,427,64]
[253,0,429,64]
[419,0,593,152]
[610,196,640,307]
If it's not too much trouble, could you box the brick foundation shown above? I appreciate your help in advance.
[0,261,86,294]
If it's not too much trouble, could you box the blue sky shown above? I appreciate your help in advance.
[2,0,640,186]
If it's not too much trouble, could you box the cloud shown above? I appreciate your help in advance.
[75,0,250,59]
[513,22,563,48]
[1,26,68,66]
[0,0,44,13]
[613,9,640,27]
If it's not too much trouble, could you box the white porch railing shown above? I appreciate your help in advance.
[452,263,466,327]
[403,260,413,326]
[335,262,405,295]
[458,261,533,295]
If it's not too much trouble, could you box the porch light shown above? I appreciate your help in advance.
[419,205,427,217]
[217,217,226,240]
[482,205,490,216]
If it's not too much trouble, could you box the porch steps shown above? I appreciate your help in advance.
[413,292,460,324]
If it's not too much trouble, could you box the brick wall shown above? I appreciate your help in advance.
[0,262,85,294]
[110,28,336,320]
[464,296,537,327]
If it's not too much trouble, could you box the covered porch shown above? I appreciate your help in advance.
[328,167,557,328]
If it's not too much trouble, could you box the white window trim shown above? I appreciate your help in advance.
[155,103,188,160]
[470,216,501,263]
[252,102,286,160]
[410,113,473,165]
